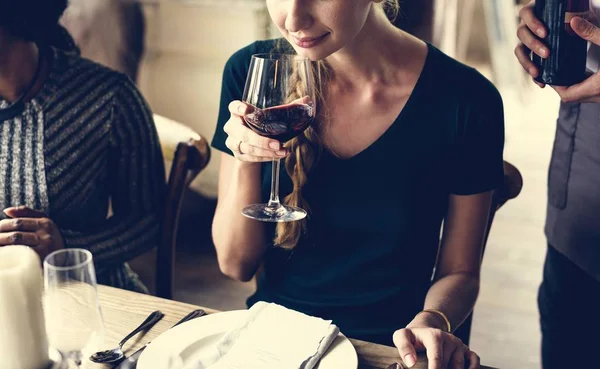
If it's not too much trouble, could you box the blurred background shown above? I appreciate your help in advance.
[62,1,557,368]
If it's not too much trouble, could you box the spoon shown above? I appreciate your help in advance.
[89,310,165,364]
[115,309,207,369]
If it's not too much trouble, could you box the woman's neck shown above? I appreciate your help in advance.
[325,7,422,88]
[0,40,40,102]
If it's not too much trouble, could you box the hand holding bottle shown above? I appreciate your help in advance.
[550,16,600,103]
[515,1,600,103]
[515,0,550,86]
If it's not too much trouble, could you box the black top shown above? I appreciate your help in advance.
[212,40,504,346]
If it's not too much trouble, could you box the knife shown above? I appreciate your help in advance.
[114,309,207,369]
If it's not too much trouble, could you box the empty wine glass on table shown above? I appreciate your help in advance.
[43,249,105,368]
[241,53,316,222]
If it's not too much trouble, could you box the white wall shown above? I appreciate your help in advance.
[138,0,276,197]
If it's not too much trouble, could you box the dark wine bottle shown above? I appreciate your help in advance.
[532,0,589,86]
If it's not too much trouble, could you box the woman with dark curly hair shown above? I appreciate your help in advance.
[0,0,165,293]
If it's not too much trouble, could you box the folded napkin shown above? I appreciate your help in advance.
[190,301,339,369]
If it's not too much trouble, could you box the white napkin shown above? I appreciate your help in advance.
[189,301,339,369]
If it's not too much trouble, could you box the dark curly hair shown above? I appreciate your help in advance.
[0,0,79,53]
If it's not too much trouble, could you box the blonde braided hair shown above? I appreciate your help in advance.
[274,0,400,249]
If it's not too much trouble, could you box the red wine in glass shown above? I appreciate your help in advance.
[243,102,314,143]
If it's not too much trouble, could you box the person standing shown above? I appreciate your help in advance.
[515,1,600,368]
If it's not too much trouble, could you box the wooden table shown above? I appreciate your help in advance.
[88,286,498,369]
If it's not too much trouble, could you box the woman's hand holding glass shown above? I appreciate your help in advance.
[224,101,289,162]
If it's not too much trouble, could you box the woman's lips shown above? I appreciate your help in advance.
[292,33,329,48]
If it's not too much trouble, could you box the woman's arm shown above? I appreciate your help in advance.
[212,153,268,281]
[394,192,491,369]
[212,101,286,281]
[411,72,503,331]
[59,77,165,267]
[394,72,503,369]
[407,191,492,331]
[210,43,285,281]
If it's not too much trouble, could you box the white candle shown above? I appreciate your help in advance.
[0,246,50,369]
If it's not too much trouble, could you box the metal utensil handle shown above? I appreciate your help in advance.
[118,310,165,347]
[172,309,207,328]
[118,308,208,366]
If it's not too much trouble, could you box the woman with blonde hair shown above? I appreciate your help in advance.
[212,1,503,367]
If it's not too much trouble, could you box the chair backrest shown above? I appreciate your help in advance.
[453,160,523,345]
[153,114,210,299]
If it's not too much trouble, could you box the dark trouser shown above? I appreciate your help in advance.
[538,245,600,369]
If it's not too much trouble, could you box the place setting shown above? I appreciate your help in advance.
[0,245,360,369]
[134,301,358,369]
[87,301,358,369]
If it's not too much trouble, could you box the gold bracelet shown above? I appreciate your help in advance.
[415,309,452,333]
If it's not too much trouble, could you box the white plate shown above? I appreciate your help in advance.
[138,310,358,369]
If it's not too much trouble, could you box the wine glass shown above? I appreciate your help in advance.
[43,249,105,367]
[241,53,316,222]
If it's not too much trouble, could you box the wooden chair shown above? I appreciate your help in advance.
[153,114,211,300]
[453,160,523,345]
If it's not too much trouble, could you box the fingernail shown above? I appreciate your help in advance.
[276,150,287,156]
[539,47,547,56]
[404,354,416,367]
[269,142,280,150]
[237,104,247,115]
[536,28,545,37]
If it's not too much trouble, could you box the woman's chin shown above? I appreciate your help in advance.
[290,47,331,62]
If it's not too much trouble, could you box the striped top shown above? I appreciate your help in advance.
[0,47,165,292]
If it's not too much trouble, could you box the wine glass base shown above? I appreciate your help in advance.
[242,204,307,222]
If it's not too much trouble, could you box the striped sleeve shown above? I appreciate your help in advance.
[60,76,166,267]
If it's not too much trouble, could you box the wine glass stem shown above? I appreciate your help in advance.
[267,158,282,210]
